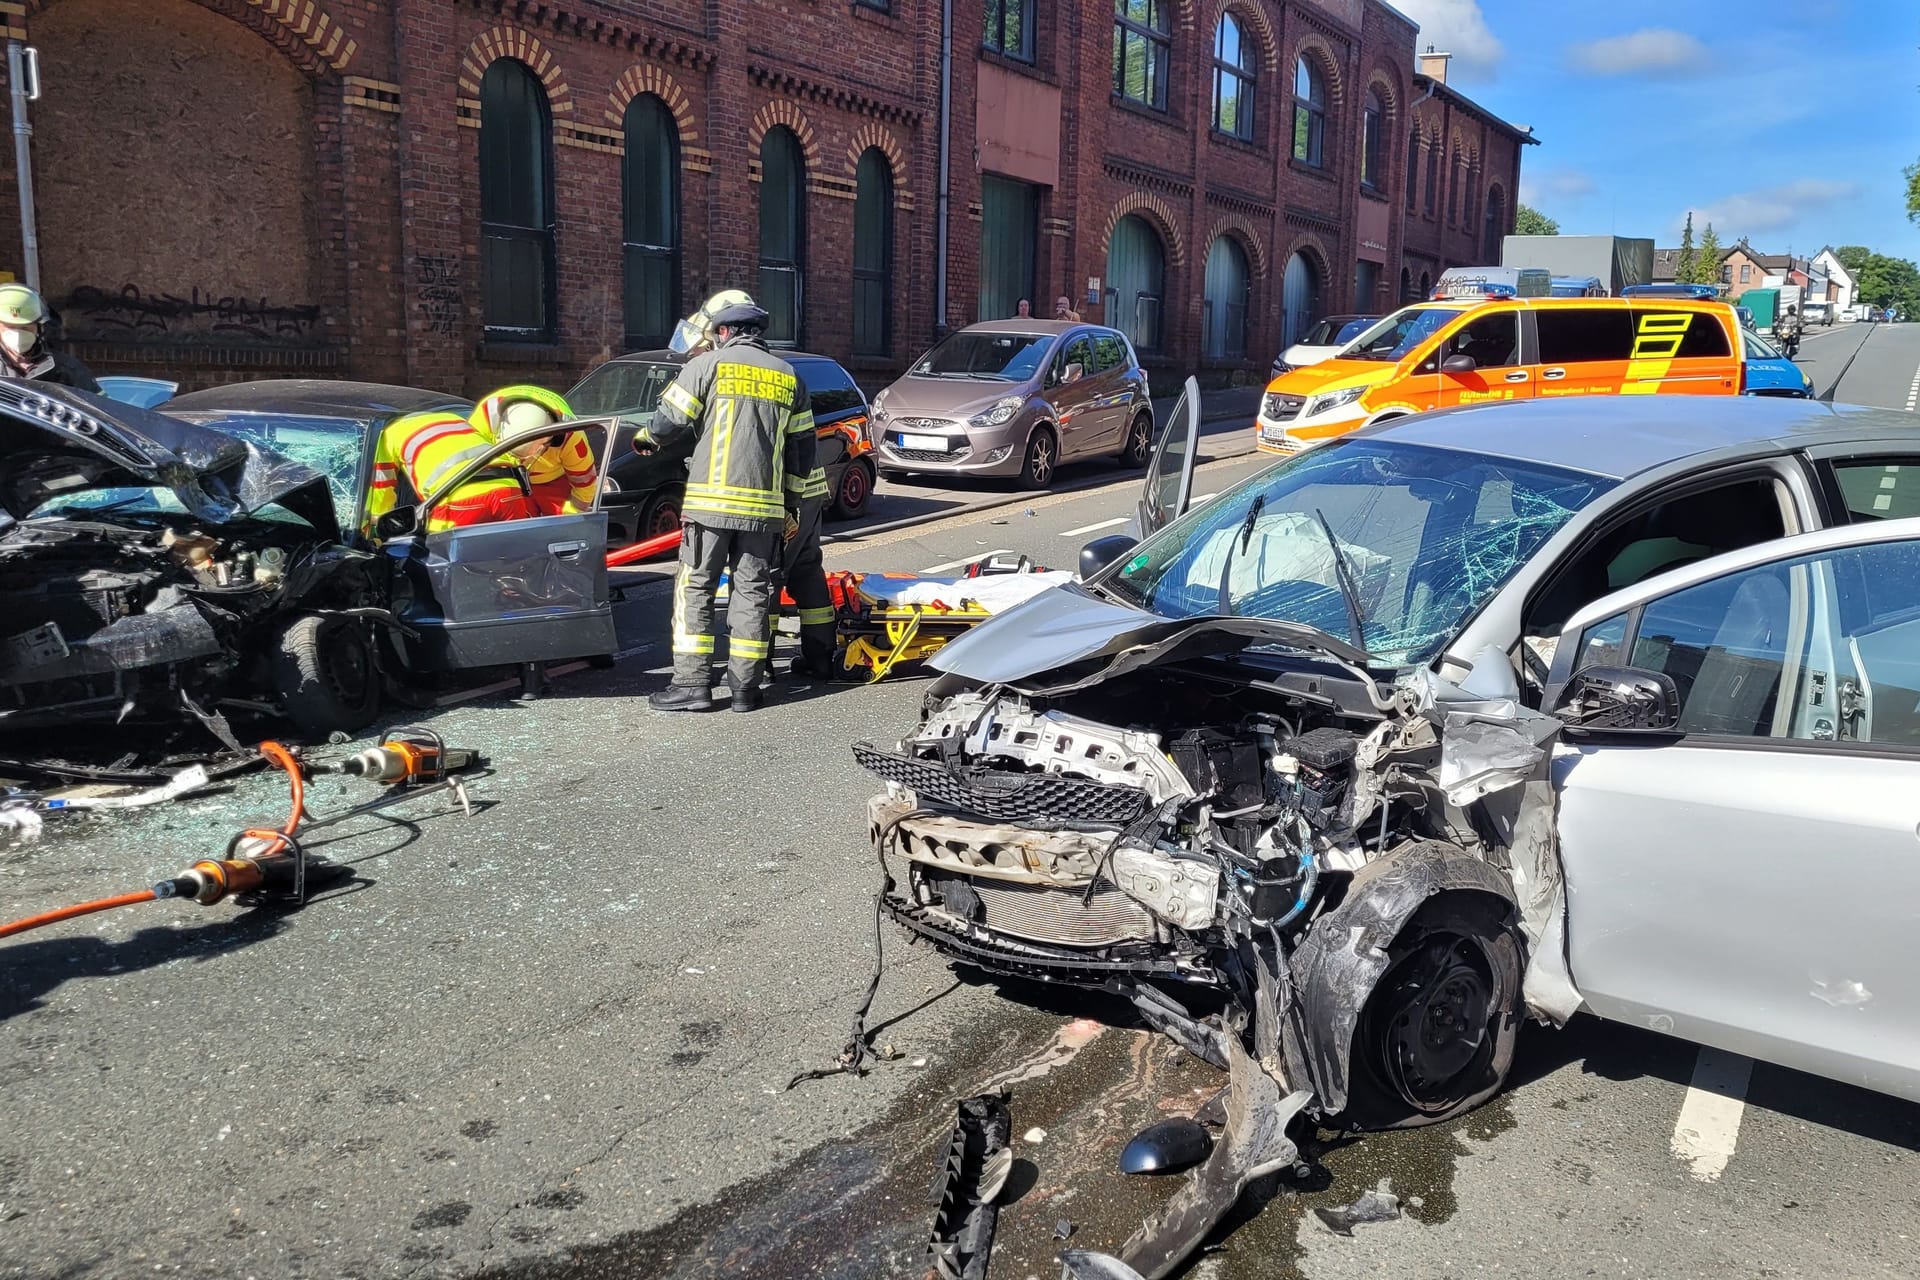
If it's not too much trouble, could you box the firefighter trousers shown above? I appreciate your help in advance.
[779,495,836,669]
[671,521,777,691]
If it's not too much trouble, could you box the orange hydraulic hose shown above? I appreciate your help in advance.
[0,890,158,939]
[243,741,307,857]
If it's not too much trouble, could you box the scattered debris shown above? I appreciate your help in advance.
[1023,1127,1048,1145]
[1118,1118,1212,1175]
[1059,1250,1146,1279]
[928,1093,1012,1280]
[37,764,213,811]
[1314,1186,1402,1236]
[1053,1219,1074,1242]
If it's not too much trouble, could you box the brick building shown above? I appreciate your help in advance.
[0,0,1531,395]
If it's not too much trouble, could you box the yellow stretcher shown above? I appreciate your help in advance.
[822,557,1068,681]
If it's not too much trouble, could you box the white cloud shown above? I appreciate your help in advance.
[1520,169,1597,208]
[1685,180,1861,236]
[1567,28,1710,77]
[1395,0,1505,82]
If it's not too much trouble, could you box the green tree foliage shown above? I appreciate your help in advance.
[1513,204,1558,236]
[1835,244,1920,316]
[1692,224,1723,286]
[1676,213,1697,284]
[1906,160,1919,227]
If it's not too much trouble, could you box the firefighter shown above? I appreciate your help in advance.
[779,448,839,680]
[0,284,99,391]
[365,410,537,536]
[635,298,815,712]
[472,384,597,515]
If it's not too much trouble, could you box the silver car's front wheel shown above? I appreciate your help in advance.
[1017,427,1057,490]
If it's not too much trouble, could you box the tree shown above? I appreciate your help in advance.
[1513,204,1558,236]
[1906,160,1919,227]
[1833,244,1920,316]
[1675,212,1697,284]
[1693,223,1723,286]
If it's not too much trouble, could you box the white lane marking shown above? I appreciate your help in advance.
[1061,516,1130,537]
[1905,358,1919,412]
[1193,492,1218,504]
[919,550,1013,574]
[1670,1047,1754,1182]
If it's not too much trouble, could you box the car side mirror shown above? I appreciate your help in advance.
[1554,666,1681,731]
[1441,353,1478,374]
[1061,361,1085,384]
[375,508,419,541]
[1080,533,1137,580]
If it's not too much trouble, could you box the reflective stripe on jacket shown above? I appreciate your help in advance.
[526,430,599,509]
[644,337,817,533]
[367,411,528,535]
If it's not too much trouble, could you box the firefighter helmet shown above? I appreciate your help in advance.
[669,288,758,355]
[0,284,46,328]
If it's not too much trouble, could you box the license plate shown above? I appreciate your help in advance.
[1259,425,1289,443]
[900,433,945,451]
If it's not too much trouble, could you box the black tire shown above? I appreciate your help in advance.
[1016,426,1058,490]
[1334,892,1524,1131]
[638,487,683,542]
[1117,411,1153,468]
[272,615,381,739]
[832,457,876,518]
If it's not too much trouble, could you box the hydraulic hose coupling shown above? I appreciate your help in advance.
[156,852,303,907]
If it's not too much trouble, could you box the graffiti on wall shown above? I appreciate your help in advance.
[415,255,462,338]
[62,284,322,345]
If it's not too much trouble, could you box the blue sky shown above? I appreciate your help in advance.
[1393,0,1919,261]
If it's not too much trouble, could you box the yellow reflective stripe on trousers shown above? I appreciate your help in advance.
[731,636,771,658]
[663,383,702,418]
[797,606,836,626]
[671,564,715,654]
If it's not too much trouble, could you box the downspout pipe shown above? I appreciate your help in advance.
[934,0,951,338]
[7,40,40,290]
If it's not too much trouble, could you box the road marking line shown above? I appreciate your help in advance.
[1061,516,1129,537]
[1193,492,1217,503]
[1905,359,1919,412]
[1670,1047,1754,1183]
[919,550,1013,574]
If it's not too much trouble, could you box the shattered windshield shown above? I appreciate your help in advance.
[170,413,368,528]
[568,360,679,416]
[1342,305,1467,361]
[1104,441,1613,666]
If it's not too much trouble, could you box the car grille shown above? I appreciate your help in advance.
[969,876,1158,946]
[892,446,970,463]
[854,742,1153,825]
[892,417,956,433]
[1263,393,1306,422]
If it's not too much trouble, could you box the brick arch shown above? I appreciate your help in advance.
[1204,216,1267,279]
[1209,0,1278,76]
[1101,193,1186,269]
[25,0,357,77]
[606,65,698,146]
[1365,67,1403,126]
[1289,35,1344,110]
[459,27,574,115]
[1277,232,1335,294]
[846,124,908,184]
[748,100,821,170]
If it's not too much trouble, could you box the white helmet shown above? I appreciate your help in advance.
[669,288,758,355]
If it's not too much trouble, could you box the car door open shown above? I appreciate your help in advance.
[384,418,619,670]
[1137,376,1200,537]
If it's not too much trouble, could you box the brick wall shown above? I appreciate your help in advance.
[0,0,1527,395]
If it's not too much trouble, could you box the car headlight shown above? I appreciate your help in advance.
[1304,386,1366,417]
[968,395,1026,428]
[870,388,890,421]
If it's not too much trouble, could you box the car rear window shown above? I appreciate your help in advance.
[793,358,866,416]
[1536,309,1633,365]
[568,360,678,416]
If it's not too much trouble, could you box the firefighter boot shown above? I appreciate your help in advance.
[650,683,717,712]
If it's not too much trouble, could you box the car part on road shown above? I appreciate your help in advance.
[927,1093,1013,1280]
[1314,1186,1402,1236]
[1118,1118,1213,1174]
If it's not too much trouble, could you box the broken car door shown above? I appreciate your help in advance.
[1138,376,1200,536]
[384,420,618,669]
[1544,519,1920,1100]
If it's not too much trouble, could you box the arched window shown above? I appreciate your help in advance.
[622,94,679,348]
[1281,250,1320,347]
[1360,88,1384,189]
[1400,265,1415,302]
[1114,0,1171,111]
[1451,151,1467,224]
[1465,163,1480,231]
[1404,131,1420,211]
[758,126,805,345]
[1211,14,1255,140]
[1104,215,1165,351]
[852,149,893,355]
[1419,270,1432,300]
[1483,187,1506,262]
[1424,134,1439,215]
[1292,55,1326,168]
[479,59,555,340]
[1202,236,1249,359]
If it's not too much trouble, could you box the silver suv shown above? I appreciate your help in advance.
[869,320,1154,489]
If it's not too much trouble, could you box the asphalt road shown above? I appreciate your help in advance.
[4,370,1920,1280]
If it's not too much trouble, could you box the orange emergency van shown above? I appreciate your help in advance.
[1255,290,1745,455]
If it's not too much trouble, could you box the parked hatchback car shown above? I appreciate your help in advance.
[870,320,1153,489]
[568,348,878,543]
[1270,314,1379,376]
[861,391,1920,1174]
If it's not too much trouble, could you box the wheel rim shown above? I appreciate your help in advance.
[1365,932,1497,1115]
[321,624,374,707]
[1129,418,1150,460]
[840,462,870,510]
[647,498,681,538]
[1029,435,1055,484]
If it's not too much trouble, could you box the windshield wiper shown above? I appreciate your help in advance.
[1312,506,1369,653]
[1215,494,1265,616]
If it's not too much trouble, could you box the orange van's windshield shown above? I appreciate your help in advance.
[1344,305,1468,361]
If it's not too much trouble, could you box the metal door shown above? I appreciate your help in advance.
[1137,376,1199,535]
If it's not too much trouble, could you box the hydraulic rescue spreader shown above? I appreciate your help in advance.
[0,727,482,941]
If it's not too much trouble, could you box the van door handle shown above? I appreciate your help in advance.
[1541,368,1567,380]
[547,540,587,560]
[1504,371,1530,383]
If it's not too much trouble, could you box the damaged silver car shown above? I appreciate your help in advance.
[862,389,1920,1193]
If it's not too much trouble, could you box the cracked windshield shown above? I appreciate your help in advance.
[4,0,1918,1278]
